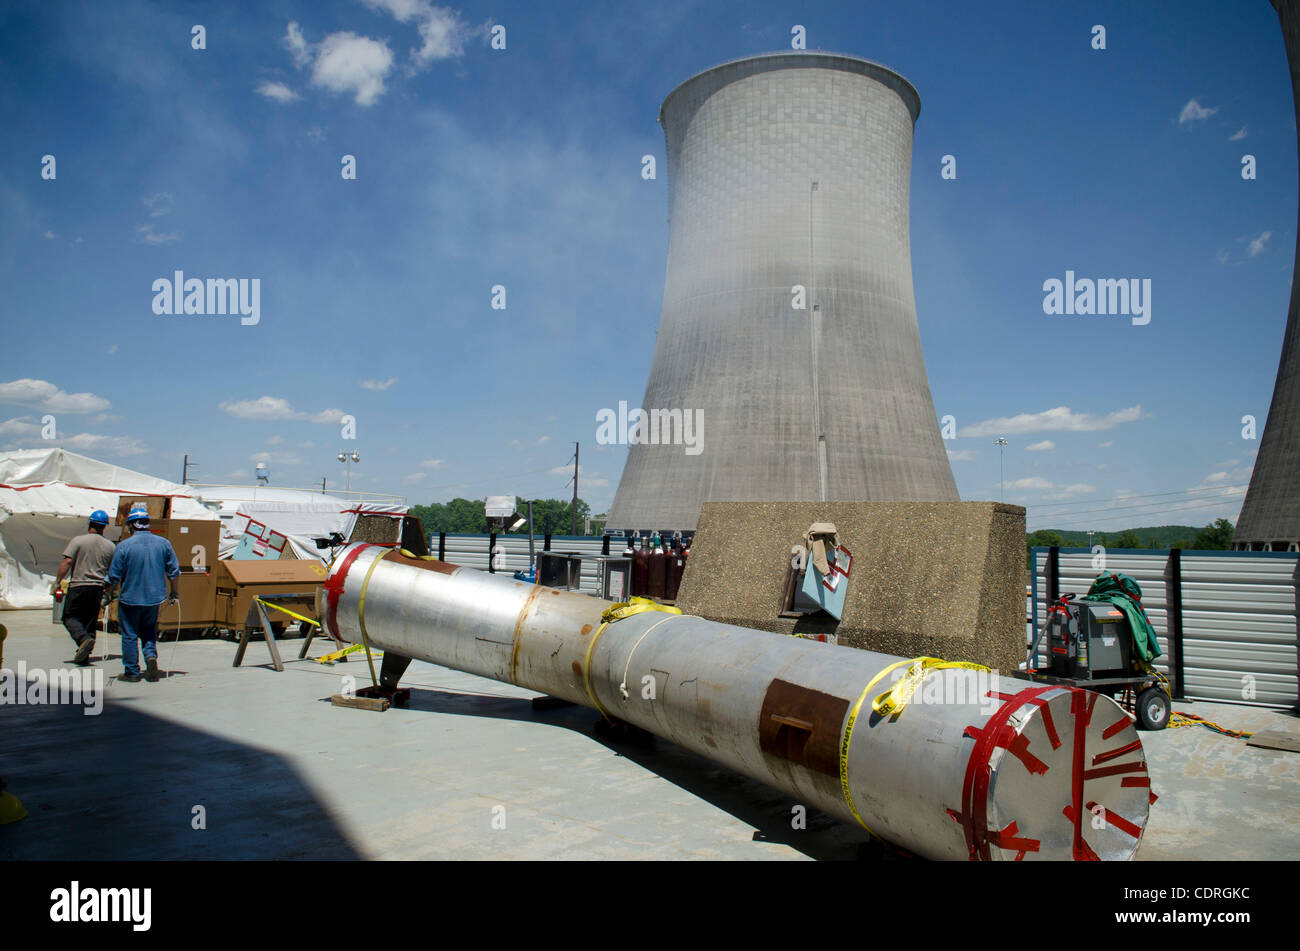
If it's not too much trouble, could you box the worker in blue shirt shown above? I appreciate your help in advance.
[106,506,180,683]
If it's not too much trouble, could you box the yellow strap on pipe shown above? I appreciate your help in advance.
[838,655,990,835]
[871,657,990,719]
[253,598,320,629]
[582,598,682,722]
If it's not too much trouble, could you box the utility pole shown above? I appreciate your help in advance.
[995,437,1008,502]
[181,454,196,484]
[571,441,579,536]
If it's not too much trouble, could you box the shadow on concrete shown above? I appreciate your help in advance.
[0,694,362,861]
[387,685,885,861]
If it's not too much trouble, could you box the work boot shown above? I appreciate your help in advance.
[119,672,141,683]
[144,658,159,682]
[73,638,95,665]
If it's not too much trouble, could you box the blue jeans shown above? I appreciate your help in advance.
[118,603,160,676]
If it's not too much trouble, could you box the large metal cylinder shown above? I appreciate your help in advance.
[320,544,1152,860]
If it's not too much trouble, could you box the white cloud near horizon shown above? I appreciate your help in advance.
[0,379,111,413]
[958,405,1145,438]
[220,395,346,424]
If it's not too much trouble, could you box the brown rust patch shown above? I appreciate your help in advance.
[381,550,457,574]
[758,679,850,778]
[580,623,592,637]
[510,585,546,685]
[571,661,582,676]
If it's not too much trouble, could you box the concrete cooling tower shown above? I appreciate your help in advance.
[1234,1,1300,552]
[607,52,958,533]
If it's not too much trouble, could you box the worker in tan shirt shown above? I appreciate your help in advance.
[53,509,116,665]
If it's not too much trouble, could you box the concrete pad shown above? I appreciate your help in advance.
[2,608,1296,860]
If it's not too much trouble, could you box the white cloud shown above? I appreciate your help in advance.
[535,435,551,445]
[1202,471,1230,484]
[419,458,446,469]
[134,223,180,245]
[403,472,428,483]
[314,32,393,105]
[1229,126,1247,141]
[0,416,41,437]
[0,379,111,413]
[959,405,1144,438]
[1098,440,1113,448]
[43,230,56,239]
[1025,440,1055,452]
[1216,248,1231,265]
[219,396,345,424]
[1042,483,1096,500]
[58,433,148,456]
[267,435,284,445]
[256,80,300,103]
[286,22,395,107]
[361,1,472,68]
[297,440,316,448]
[87,413,124,425]
[945,448,978,462]
[1008,477,1053,490]
[285,22,311,67]
[143,192,174,217]
[361,377,398,391]
[106,344,118,355]
[1178,98,1217,123]
[1248,231,1271,257]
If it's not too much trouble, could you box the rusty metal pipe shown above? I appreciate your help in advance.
[319,544,1152,860]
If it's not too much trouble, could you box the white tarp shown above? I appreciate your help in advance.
[187,485,407,562]
[0,448,218,609]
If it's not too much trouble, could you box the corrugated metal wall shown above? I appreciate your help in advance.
[1031,547,1298,709]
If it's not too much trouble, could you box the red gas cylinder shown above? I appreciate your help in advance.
[631,547,650,598]
[647,551,667,600]
[664,549,686,601]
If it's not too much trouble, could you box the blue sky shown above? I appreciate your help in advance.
[0,0,1294,532]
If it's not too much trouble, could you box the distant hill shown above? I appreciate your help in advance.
[1033,526,1203,549]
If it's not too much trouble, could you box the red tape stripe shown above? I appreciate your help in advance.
[1086,802,1143,840]
[1092,740,1142,766]
[322,543,375,641]
[1101,716,1131,740]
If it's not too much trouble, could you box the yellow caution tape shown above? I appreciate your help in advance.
[583,598,682,721]
[871,657,990,719]
[315,642,382,665]
[838,655,990,835]
[253,598,320,629]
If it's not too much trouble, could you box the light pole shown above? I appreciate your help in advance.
[337,450,359,494]
[995,437,1008,501]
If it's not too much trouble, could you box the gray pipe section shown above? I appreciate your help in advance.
[320,544,1151,860]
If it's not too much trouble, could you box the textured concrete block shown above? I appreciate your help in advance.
[675,500,1026,672]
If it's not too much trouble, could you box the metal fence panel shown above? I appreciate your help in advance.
[438,534,616,596]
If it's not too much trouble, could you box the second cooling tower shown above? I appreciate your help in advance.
[608,53,958,532]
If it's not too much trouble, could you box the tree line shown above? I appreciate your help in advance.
[1026,518,1235,567]
[408,497,595,536]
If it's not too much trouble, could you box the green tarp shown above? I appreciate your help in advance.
[1080,572,1162,663]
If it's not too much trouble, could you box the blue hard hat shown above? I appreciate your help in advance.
[89,510,110,526]
[126,506,151,524]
